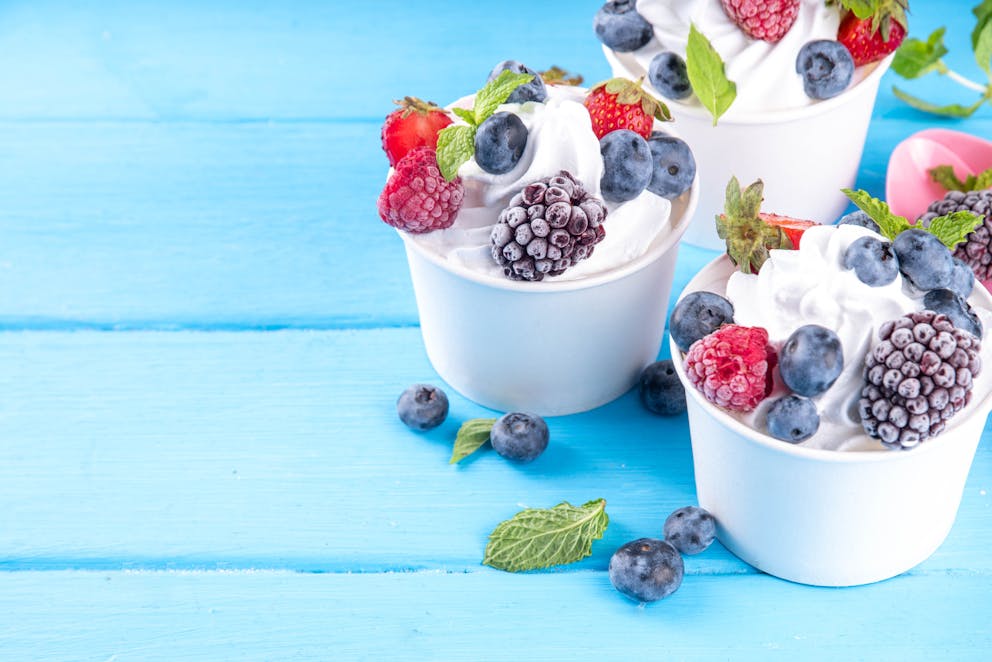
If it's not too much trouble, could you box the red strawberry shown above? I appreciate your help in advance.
[381,97,453,167]
[377,147,464,233]
[836,0,908,66]
[684,324,776,412]
[721,0,799,43]
[583,78,671,140]
[758,213,818,250]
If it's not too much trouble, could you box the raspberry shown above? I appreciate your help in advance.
[490,171,607,281]
[683,325,776,412]
[859,311,982,450]
[377,146,464,233]
[918,190,992,281]
[721,0,799,43]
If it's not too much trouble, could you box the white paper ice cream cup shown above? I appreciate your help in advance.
[671,255,992,586]
[401,186,697,417]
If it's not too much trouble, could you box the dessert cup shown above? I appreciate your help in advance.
[671,255,992,587]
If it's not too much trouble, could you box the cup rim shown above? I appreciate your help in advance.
[670,252,992,465]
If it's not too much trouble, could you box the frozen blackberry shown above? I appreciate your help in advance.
[490,171,607,281]
[918,189,992,281]
[859,311,982,450]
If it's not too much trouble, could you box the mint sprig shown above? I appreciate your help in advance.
[928,210,985,248]
[449,418,496,464]
[842,188,982,248]
[929,164,992,192]
[435,70,534,181]
[685,23,737,126]
[483,499,609,572]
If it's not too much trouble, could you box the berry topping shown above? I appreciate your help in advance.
[779,325,844,397]
[796,40,855,100]
[377,147,464,233]
[949,257,977,299]
[609,538,684,603]
[381,97,453,168]
[765,395,820,443]
[721,0,800,43]
[648,51,692,100]
[646,132,696,200]
[474,111,528,175]
[639,360,687,416]
[490,412,549,463]
[892,228,955,291]
[837,1,908,67]
[842,235,900,287]
[860,311,982,449]
[670,291,735,353]
[918,190,992,282]
[488,60,548,104]
[600,129,653,202]
[758,214,818,249]
[397,384,449,431]
[663,506,716,555]
[593,0,654,53]
[490,171,607,281]
[684,324,776,412]
[584,77,671,140]
[539,66,584,87]
[837,209,881,233]
[923,289,983,339]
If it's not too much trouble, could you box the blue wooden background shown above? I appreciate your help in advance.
[0,0,990,659]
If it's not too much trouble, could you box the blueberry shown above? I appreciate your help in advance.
[663,506,716,555]
[648,51,691,100]
[397,384,449,431]
[609,538,684,603]
[924,288,983,338]
[599,129,653,202]
[779,325,844,397]
[837,210,880,233]
[593,0,653,52]
[488,60,547,104]
[474,112,528,175]
[949,257,976,298]
[490,412,548,462]
[646,132,696,199]
[766,395,820,443]
[892,229,955,291]
[670,291,734,353]
[842,236,899,286]
[796,40,854,100]
[639,360,686,416]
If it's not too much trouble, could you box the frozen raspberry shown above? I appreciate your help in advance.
[859,311,982,450]
[721,0,799,43]
[683,325,776,412]
[377,146,464,233]
[918,189,992,282]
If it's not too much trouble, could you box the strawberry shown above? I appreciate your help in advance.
[684,324,777,412]
[758,213,817,250]
[381,97,453,168]
[721,0,800,43]
[837,0,908,66]
[583,78,671,140]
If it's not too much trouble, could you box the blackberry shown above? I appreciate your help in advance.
[918,189,992,281]
[859,311,982,450]
[490,171,607,281]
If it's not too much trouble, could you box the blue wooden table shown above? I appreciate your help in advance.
[1,1,990,658]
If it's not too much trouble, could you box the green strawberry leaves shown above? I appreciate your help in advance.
[686,23,736,125]
[841,188,982,249]
[716,177,790,274]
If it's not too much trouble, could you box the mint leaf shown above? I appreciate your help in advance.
[686,23,737,126]
[483,499,609,572]
[976,19,992,78]
[974,0,992,50]
[841,188,912,240]
[891,86,987,118]
[451,107,477,126]
[449,418,496,464]
[929,165,992,192]
[926,211,983,249]
[435,124,476,181]
[893,28,949,79]
[474,70,533,125]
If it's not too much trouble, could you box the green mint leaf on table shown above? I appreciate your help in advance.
[473,70,533,125]
[929,165,992,192]
[841,188,912,240]
[892,28,948,79]
[436,124,476,181]
[483,499,609,572]
[891,87,987,118]
[685,23,736,126]
[449,418,496,464]
[451,107,477,126]
[926,211,984,249]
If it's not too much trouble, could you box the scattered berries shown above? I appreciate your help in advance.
[779,325,844,397]
[474,111,528,175]
[923,289,983,339]
[918,189,992,282]
[892,228,955,291]
[684,325,775,412]
[721,0,800,43]
[488,60,548,104]
[663,507,716,555]
[646,132,696,200]
[639,360,687,416]
[377,147,464,233]
[593,0,654,52]
[490,412,549,462]
[843,236,899,287]
[838,210,881,233]
[490,171,607,281]
[381,97,453,168]
[584,77,670,140]
[670,291,735,353]
[609,538,684,603]
[837,5,907,67]
[796,40,854,100]
[600,129,653,202]
[397,384,449,431]
[765,395,820,443]
[648,51,691,100]
[859,311,982,449]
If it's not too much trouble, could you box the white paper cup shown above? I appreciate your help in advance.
[401,185,697,416]
[670,256,992,586]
